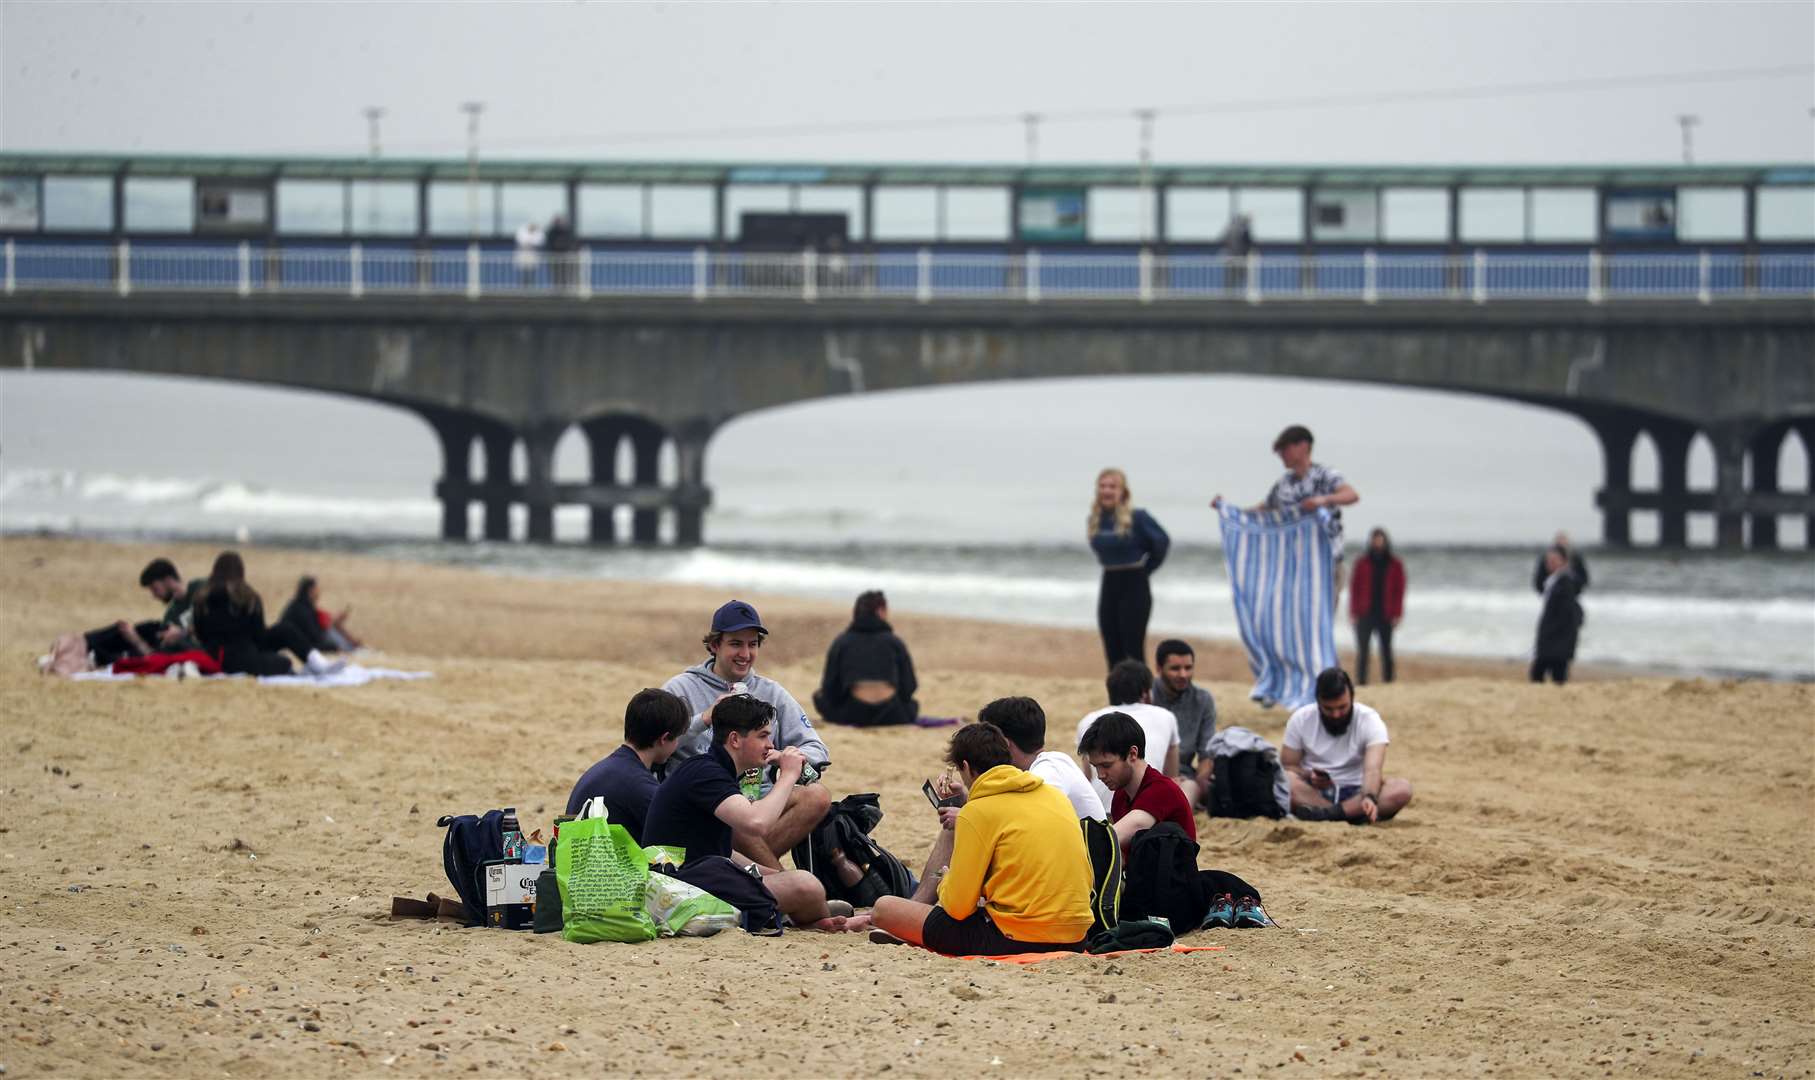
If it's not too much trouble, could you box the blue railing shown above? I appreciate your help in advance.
[4,239,1812,303]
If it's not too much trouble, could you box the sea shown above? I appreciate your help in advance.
[3,370,1811,680]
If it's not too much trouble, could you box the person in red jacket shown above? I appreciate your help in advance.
[1348,528,1405,685]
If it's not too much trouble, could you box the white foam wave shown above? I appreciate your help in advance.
[197,483,440,522]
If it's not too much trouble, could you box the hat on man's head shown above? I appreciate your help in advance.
[711,600,768,635]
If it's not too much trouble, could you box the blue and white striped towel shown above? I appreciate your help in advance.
[1217,503,1338,710]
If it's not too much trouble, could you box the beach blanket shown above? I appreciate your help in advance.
[1217,503,1338,710]
[950,943,1225,965]
[71,663,432,687]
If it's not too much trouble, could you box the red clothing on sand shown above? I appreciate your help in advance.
[111,650,223,677]
[1348,555,1406,622]
[1110,767,1196,842]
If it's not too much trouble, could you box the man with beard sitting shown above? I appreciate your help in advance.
[1281,667,1413,824]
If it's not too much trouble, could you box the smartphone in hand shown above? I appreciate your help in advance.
[923,779,961,809]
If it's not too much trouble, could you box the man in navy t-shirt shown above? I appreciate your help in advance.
[565,688,691,843]
[1078,710,1197,851]
[642,694,843,931]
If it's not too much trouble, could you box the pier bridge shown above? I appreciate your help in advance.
[2,153,1811,549]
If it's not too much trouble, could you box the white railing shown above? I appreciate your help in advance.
[2,240,1811,304]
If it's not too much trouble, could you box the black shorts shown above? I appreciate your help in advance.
[921,906,1085,957]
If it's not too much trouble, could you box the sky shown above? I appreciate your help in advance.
[2,2,1812,164]
[0,2,1810,552]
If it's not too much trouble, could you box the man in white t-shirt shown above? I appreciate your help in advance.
[1281,667,1413,824]
[1076,660,1181,813]
[903,696,1102,907]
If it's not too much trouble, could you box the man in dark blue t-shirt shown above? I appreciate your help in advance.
[642,694,842,931]
[566,688,691,843]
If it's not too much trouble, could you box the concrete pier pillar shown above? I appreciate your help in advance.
[427,413,475,542]
[1747,422,1788,551]
[631,425,665,545]
[1798,422,1815,548]
[480,429,515,542]
[522,426,562,544]
[582,417,627,545]
[1708,422,1757,551]
[1591,415,1641,548]
[1651,421,1696,549]
[673,422,714,548]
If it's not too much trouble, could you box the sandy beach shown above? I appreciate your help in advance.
[1,535,1810,1078]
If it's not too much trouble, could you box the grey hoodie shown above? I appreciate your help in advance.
[662,660,830,770]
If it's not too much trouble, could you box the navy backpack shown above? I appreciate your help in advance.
[437,810,506,928]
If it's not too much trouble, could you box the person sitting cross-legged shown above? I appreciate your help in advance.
[857,722,1094,956]
[640,693,845,931]
[1282,667,1413,825]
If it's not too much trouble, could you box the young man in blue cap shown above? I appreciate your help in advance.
[662,600,832,869]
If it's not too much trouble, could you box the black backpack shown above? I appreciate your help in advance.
[1081,816,1123,937]
[1210,750,1287,820]
[1122,823,1208,933]
[437,810,506,928]
[790,793,916,907]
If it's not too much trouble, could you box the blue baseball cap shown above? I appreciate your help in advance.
[711,600,768,635]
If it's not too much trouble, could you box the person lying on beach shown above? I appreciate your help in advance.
[1078,711,1197,851]
[77,557,204,667]
[278,576,364,654]
[854,722,1094,956]
[640,693,845,932]
[813,589,925,727]
[662,600,832,870]
[1281,667,1413,824]
[1076,659,1181,812]
[900,696,1104,909]
[190,552,346,677]
[565,688,689,844]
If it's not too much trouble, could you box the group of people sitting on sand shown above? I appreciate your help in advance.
[40,553,364,678]
[567,597,1413,953]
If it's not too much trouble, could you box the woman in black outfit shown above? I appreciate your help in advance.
[191,552,323,676]
[813,590,921,727]
[1088,468,1170,670]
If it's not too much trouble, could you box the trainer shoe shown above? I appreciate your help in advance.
[1233,895,1270,928]
[1201,892,1235,930]
[1292,803,1347,822]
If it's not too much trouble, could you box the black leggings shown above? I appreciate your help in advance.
[1097,568,1152,670]
[1355,615,1395,684]
[1530,656,1570,684]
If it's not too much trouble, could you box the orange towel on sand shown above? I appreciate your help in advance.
[951,943,1225,964]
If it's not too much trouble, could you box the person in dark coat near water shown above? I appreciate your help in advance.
[1348,527,1406,685]
[814,591,924,727]
[1532,545,1584,684]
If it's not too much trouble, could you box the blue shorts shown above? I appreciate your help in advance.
[1316,783,1363,804]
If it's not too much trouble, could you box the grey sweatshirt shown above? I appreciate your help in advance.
[1151,677,1217,769]
[662,660,831,770]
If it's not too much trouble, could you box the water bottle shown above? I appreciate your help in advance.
[501,807,524,860]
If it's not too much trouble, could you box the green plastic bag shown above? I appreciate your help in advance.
[556,799,658,944]
[644,866,739,937]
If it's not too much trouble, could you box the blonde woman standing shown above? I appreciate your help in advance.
[1089,468,1171,669]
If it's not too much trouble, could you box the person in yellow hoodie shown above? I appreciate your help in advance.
[865,722,1095,955]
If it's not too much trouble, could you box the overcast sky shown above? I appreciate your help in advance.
[3,1,1811,165]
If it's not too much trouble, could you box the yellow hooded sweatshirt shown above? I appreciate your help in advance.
[938,764,1095,944]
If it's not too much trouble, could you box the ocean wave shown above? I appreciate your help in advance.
[197,483,440,521]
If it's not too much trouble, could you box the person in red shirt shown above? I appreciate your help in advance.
[1347,527,1406,685]
[1077,711,1196,850]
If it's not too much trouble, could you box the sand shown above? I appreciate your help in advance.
[1,536,1810,1078]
